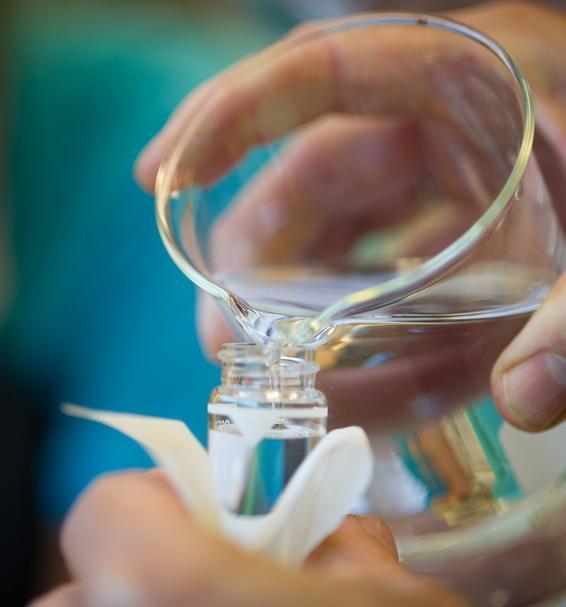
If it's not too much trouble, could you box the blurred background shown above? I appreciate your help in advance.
[0,0,557,604]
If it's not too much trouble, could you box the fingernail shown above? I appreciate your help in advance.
[87,574,147,607]
[501,352,566,430]
[354,516,398,557]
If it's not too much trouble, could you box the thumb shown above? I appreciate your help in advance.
[307,516,468,606]
[307,515,399,576]
[492,272,566,431]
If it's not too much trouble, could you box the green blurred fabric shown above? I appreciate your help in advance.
[3,1,285,521]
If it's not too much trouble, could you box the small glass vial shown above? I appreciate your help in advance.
[208,343,327,516]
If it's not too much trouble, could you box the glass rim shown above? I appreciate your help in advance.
[216,342,320,378]
[155,12,535,336]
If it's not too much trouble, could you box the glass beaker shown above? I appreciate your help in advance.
[155,14,566,604]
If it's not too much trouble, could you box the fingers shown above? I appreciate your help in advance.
[197,115,424,358]
[62,470,206,606]
[454,2,566,229]
[137,21,516,193]
[492,272,566,431]
[61,470,237,607]
[60,470,318,607]
[136,28,341,190]
[307,516,468,607]
[209,116,424,272]
[134,21,335,193]
[58,471,467,607]
[28,585,81,607]
[454,2,566,92]
[135,80,218,193]
[308,515,398,575]
[135,45,284,192]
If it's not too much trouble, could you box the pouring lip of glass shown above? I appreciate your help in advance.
[155,12,535,338]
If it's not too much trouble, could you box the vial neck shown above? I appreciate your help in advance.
[218,343,318,390]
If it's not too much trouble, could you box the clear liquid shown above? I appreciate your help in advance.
[219,262,548,432]
[218,260,549,346]
[214,262,558,520]
[208,421,325,515]
[315,305,533,432]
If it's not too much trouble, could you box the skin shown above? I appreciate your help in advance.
[30,471,467,607]
[33,2,566,605]
[188,1,566,435]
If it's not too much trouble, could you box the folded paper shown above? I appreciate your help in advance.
[64,404,373,566]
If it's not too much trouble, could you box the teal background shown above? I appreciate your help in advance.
[2,1,287,521]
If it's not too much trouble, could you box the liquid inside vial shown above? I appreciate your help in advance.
[208,406,326,515]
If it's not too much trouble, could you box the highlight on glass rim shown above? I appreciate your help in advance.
[4,1,566,606]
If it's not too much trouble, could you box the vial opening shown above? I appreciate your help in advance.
[217,342,319,388]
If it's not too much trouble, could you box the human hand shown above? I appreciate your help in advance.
[136,1,566,433]
[457,2,566,433]
[29,471,467,607]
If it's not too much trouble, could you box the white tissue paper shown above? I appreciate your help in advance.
[63,404,373,566]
